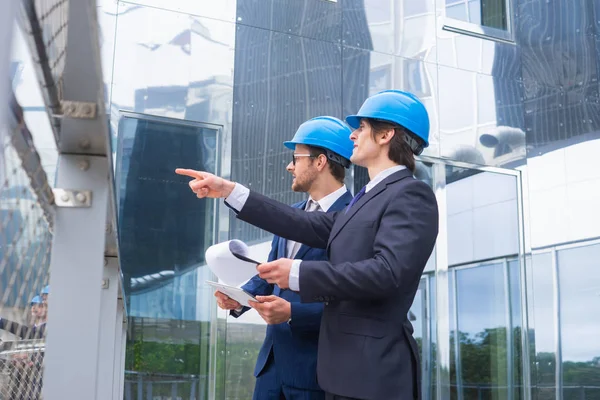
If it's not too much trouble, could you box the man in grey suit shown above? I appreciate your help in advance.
[177,90,439,400]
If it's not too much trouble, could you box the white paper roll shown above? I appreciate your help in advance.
[205,239,259,286]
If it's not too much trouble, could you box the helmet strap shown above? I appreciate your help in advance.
[325,150,351,168]
[403,134,424,156]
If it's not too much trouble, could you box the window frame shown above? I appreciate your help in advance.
[442,0,515,44]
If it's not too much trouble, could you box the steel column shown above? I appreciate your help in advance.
[433,162,451,400]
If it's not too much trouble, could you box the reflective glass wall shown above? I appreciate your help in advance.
[97,0,600,398]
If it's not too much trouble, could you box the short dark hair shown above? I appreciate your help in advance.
[307,146,346,183]
[365,118,416,173]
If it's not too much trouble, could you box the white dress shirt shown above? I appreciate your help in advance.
[225,184,349,292]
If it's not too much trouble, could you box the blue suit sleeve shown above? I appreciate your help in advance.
[229,235,278,318]
[289,302,323,332]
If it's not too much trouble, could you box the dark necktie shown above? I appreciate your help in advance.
[345,186,366,214]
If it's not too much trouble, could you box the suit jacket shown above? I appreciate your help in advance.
[234,169,439,400]
[0,318,46,339]
[232,191,353,391]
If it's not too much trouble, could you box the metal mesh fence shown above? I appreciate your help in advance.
[18,0,70,140]
[0,95,54,398]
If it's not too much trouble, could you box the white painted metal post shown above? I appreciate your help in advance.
[114,298,127,400]
[97,256,121,399]
[42,155,110,400]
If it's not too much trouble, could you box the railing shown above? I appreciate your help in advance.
[441,384,600,400]
[2,0,125,399]
[0,91,54,400]
[124,371,208,400]
[0,339,45,400]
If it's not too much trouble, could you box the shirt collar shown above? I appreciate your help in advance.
[308,185,348,212]
[365,165,407,193]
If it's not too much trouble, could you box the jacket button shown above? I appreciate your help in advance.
[324,302,329,306]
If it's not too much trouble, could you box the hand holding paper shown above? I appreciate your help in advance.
[214,291,242,310]
[250,295,292,324]
[256,258,293,289]
[205,240,262,287]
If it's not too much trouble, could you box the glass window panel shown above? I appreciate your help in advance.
[480,0,507,30]
[445,167,522,399]
[410,279,432,398]
[557,243,600,399]
[446,169,519,266]
[530,252,556,396]
[467,0,482,25]
[116,113,220,399]
[455,263,508,400]
[446,3,468,22]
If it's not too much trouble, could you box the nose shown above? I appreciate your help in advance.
[286,161,294,172]
[350,130,358,141]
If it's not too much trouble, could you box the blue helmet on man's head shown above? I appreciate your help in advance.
[283,116,354,168]
[41,285,50,295]
[30,295,42,305]
[345,89,430,155]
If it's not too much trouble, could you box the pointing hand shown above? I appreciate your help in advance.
[175,169,235,199]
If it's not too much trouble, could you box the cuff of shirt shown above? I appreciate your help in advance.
[224,183,250,212]
[289,260,302,291]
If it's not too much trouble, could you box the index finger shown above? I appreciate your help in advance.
[175,168,205,179]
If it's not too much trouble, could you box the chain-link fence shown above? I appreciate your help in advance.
[0,91,54,400]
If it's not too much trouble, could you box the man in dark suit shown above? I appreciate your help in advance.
[214,116,354,400]
[177,90,439,399]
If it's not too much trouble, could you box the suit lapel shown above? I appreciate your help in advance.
[279,200,307,259]
[329,169,413,244]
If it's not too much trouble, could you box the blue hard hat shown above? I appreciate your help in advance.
[41,285,50,295]
[284,116,354,168]
[345,89,430,154]
[30,295,42,305]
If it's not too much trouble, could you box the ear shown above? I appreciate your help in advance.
[378,128,395,145]
[315,154,328,172]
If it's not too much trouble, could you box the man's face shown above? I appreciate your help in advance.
[30,304,40,318]
[286,144,318,193]
[349,119,382,167]
[37,303,48,319]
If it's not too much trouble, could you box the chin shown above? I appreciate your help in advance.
[350,155,365,167]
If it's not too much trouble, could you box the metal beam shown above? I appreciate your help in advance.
[97,256,122,399]
[42,155,110,400]
[58,0,110,157]
[114,298,127,400]
[433,162,451,400]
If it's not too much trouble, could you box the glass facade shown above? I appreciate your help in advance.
[84,0,600,398]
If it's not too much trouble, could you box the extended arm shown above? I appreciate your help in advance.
[299,183,439,302]
[175,169,337,247]
[233,189,336,249]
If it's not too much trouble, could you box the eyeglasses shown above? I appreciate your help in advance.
[292,153,315,166]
